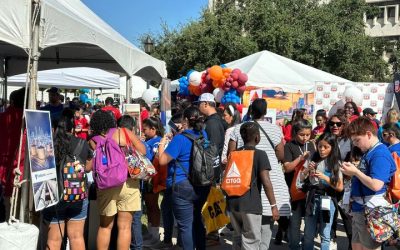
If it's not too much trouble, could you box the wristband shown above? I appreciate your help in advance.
[270,204,277,208]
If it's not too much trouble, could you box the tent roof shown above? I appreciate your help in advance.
[0,0,167,82]
[171,50,351,93]
[225,50,350,93]
[8,67,120,89]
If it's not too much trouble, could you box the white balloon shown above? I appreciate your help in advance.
[189,71,202,86]
[142,88,159,105]
[213,88,225,103]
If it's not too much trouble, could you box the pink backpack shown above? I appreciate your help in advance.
[92,128,128,190]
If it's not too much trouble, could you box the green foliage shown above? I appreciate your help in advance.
[149,0,389,82]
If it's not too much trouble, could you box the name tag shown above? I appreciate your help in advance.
[321,196,331,211]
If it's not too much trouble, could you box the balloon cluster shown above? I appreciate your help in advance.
[178,65,248,104]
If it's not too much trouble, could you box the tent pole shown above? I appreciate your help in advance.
[20,0,41,223]
[126,76,131,104]
[4,57,8,104]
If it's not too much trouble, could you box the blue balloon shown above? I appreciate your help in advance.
[178,76,190,96]
[80,88,90,94]
[221,89,240,104]
[79,93,88,103]
[220,64,227,69]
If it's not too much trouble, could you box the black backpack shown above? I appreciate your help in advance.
[57,138,87,202]
[175,132,219,186]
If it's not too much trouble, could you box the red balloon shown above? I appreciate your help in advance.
[223,86,230,92]
[238,73,248,85]
[231,73,239,81]
[232,81,239,89]
[232,69,241,76]
[237,85,246,94]
[225,82,231,87]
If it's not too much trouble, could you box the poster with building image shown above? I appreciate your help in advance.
[123,104,141,136]
[25,110,58,211]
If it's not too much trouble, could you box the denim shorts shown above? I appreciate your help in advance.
[42,198,89,224]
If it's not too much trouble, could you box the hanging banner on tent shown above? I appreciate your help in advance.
[160,79,172,133]
[394,73,400,109]
[313,82,393,126]
[243,87,314,120]
[25,110,58,211]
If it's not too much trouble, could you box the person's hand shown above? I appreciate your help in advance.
[300,151,310,161]
[340,162,359,177]
[314,171,328,182]
[222,158,228,165]
[271,206,280,221]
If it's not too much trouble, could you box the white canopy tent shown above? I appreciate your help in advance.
[171,50,351,93]
[8,67,120,89]
[0,0,167,80]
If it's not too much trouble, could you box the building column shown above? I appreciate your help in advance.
[384,6,388,25]
[395,4,399,24]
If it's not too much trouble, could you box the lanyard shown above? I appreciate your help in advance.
[298,142,308,155]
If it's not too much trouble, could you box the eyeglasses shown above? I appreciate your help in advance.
[329,121,343,127]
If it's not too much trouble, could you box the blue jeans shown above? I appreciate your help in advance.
[161,187,174,243]
[172,180,210,250]
[303,196,335,250]
[288,200,305,250]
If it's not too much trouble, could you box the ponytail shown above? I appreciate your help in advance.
[183,106,204,132]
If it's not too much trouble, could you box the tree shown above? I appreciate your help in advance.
[150,0,389,82]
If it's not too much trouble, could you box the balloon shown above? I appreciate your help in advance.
[220,64,227,68]
[213,88,225,103]
[238,73,248,85]
[178,76,190,96]
[212,80,220,88]
[189,71,202,86]
[79,93,88,103]
[222,67,232,74]
[232,68,241,75]
[232,81,239,89]
[209,65,223,81]
[237,85,246,94]
[231,73,239,81]
[221,89,240,104]
[142,88,160,105]
[186,69,195,80]
[188,84,201,96]
[223,72,230,78]
[199,81,213,94]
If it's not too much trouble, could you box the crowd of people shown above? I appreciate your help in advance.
[0,86,399,250]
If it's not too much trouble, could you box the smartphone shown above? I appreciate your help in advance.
[168,120,179,133]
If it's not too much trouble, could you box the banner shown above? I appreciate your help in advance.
[394,73,400,109]
[25,110,58,211]
[313,82,393,125]
[160,79,172,133]
[243,87,314,120]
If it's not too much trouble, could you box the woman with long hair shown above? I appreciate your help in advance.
[89,110,146,250]
[158,106,211,250]
[300,133,344,250]
[283,108,308,142]
[42,109,93,250]
[343,101,360,123]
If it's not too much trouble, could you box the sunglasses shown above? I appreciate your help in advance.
[329,121,343,127]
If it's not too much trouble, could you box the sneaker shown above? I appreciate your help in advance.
[330,240,337,250]
[150,241,173,249]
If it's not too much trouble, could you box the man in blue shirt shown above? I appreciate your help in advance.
[341,117,396,250]
[40,87,64,127]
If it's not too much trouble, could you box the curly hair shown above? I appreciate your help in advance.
[53,115,74,166]
[90,110,116,136]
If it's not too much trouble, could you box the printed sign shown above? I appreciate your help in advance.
[25,110,58,211]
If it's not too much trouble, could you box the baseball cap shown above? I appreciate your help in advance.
[46,87,60,94]
[196,93,215,103]
[363,107,377,115]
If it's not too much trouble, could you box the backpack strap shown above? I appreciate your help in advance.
[72,139,85,160]
[182,131,203,141]
[254,120,275,149]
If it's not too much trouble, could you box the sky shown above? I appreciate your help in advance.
[82,0,209,47]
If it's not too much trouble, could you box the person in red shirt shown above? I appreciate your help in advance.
[312,109,327,139]
[344,101,360,123]
[102,97,122,121]
[74,106,89,140]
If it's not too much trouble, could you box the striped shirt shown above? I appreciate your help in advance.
[230,120,291,216]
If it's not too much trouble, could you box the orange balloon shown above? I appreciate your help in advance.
[209,65,223,81]
[188,84,201,96]
[222,68,232,74]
